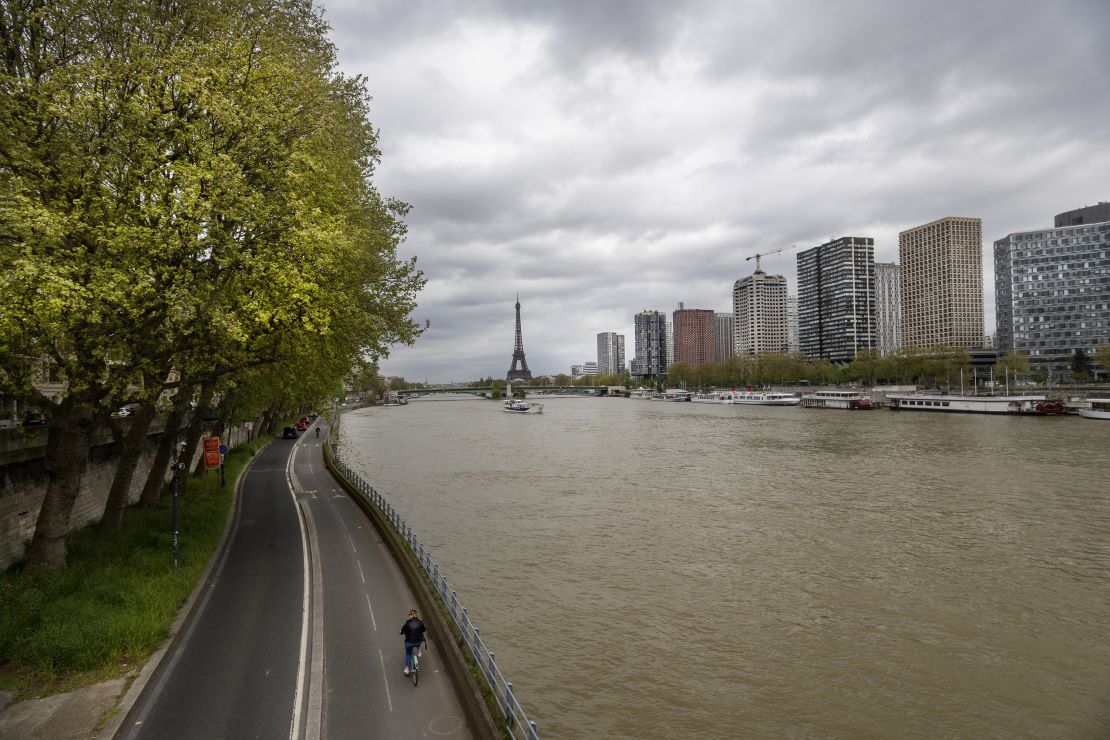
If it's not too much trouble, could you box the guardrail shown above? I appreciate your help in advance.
[327,441,540,739]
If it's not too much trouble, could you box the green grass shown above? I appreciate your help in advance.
[0,434,271,700]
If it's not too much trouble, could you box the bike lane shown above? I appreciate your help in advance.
[290,419,473,739]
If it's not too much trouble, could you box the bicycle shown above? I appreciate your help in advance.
[407,641,425,686]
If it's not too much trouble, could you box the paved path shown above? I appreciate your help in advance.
[117,420,473,739]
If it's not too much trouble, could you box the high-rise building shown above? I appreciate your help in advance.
[796,237,876,363]
[875,262,902,357]
[631,310,668,378]
[672,305,716,366]
[732,269,789,356]
[714,313,735,362]
[570,364,584,377]
[583,361,598,376]
[596,332,626,376]
[665,319,674,372]
[786,296,799,353]
[1055,202,1110,228]
[994,218,1110,372]
[899,217,984,349]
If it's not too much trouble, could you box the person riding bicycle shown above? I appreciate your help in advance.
[400,609,426,675]
[315,426,320,438]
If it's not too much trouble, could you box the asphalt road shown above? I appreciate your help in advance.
[121,421,473,739]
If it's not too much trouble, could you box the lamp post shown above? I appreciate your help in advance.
[171,460,187,567]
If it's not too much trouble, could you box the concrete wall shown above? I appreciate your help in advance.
[0,419,251,569]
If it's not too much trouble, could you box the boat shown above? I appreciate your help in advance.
[690,392,734,404]
[663,389,692,402]
[502,398,543,414]
[885,393,1065,415]
[1077,398,1110,420]
[800,389,872,410]
[725,390,801,406]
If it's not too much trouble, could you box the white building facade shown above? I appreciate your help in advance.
[596,332,626,376]
[874,262,902,357]
[732,270,789,356]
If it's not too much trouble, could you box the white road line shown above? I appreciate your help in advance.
[377,650,394,712]
[365,594,378,631]
[288,446,310,740]
[347,533,357,553]
[357,559,366,584]
[301,502,326,740]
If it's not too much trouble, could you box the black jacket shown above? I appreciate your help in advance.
[401,618,426,643]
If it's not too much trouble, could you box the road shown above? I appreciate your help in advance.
[121,419,473,739]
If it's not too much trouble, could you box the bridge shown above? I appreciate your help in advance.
[396,386,622,398]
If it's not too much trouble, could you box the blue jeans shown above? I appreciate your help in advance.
[405,641,421,669]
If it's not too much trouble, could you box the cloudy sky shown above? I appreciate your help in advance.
[323,0,1110,383]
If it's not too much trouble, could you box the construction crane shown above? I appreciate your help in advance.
[745,244,801,273]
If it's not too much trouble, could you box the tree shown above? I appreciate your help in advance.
[1096,345,1110,380]
[2,0,422,567]
[994,350,1030,387]
[1072,348,1091,382]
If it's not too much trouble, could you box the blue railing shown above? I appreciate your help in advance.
[326,440,539,739]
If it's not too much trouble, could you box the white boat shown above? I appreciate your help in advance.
[690,392,734,404]
[629,389,654,400]
[502,398,543,414]
[663,389,692,402]
[800,389,872,410]
[725,390,801,406]
[885,393,1065,415]
[1077,398,1110,420]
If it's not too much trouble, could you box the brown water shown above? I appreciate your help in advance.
[337,397,1110,739]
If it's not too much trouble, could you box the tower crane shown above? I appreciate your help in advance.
[745,244,801,273]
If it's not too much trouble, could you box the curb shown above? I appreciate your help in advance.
[102,439,270,738]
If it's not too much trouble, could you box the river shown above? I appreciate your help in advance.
[336,395,1110,739]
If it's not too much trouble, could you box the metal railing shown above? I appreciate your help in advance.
[326,440,539,739]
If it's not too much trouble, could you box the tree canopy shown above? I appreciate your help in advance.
[1,0,423,567]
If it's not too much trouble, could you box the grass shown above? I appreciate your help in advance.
[0,434,271,701]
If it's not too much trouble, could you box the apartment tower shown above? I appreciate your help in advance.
[714,313,735,362]
[596,332,626,376]
[631,310,668,378]
[796,237,877,363]
[994,216,1110,372]
[732,269,789,355]
[672,305,716,366]
[898,217,984,349]
[874,262,902,357]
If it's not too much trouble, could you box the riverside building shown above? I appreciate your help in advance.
[875,262,902,356]
[994,216,1110,374]
[899,217,984,349]
[631,310,668,379]
[732,268,789,356]
[672,304,716,366]
[796,237,877,363]
[596,332,626,376]
[714,313,735,361]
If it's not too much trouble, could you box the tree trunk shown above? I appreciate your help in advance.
[101,402,157,527]
[139,404,184,506]
[23,391,98,569]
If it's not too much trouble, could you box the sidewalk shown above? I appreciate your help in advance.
[0,679,128,739]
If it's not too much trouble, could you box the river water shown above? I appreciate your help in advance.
[337,396,1110,739]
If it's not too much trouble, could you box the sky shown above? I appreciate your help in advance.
[322,0,1110,383]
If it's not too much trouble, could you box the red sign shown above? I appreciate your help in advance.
[202,436,222,470]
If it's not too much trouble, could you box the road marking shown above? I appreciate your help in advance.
[357,559,366,584]
[288,448,310,740]
[377,650,393,712]
[347,533,357,553]
[301,502,326,740]
[365,593,377,631]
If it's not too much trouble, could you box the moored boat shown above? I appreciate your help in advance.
[663,389,692,401]
[725,390,801,406]
[690,392,734,404]
[1077,398,1110,420]
[801,389,872,410]
[885,393,1065,415]
[502,398,543,414]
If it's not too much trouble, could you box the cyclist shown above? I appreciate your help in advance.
[315,426,320,438]
[400,609,426,675]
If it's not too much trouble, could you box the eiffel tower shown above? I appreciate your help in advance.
[506,294,533,382]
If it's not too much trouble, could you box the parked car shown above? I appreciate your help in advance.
[282,426,299,439]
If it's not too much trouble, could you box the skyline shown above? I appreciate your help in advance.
[324,0,1110,382]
